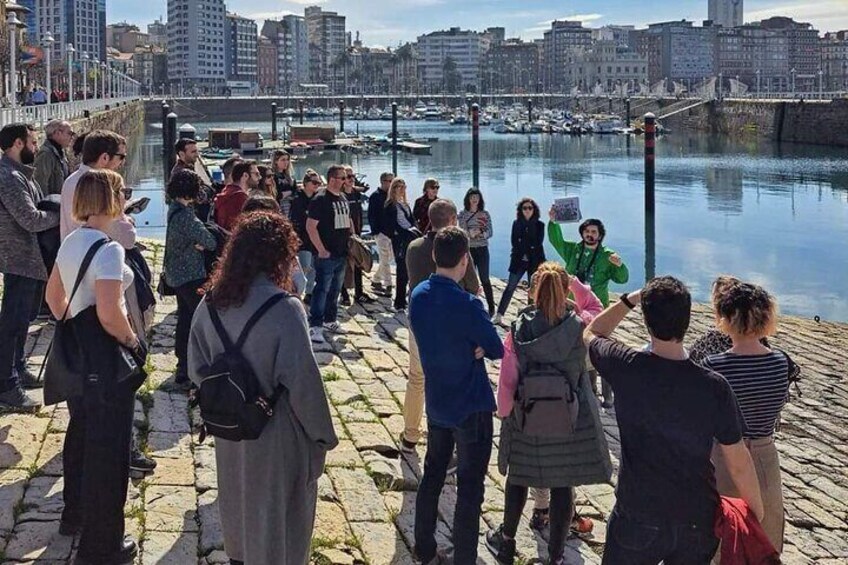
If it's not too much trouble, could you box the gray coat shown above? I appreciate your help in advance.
[498,309,613,488]
[0,155,60,280]
[33,140,69,196]
[188,276,338,564]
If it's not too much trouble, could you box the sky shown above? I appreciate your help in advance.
[112,0,848,45]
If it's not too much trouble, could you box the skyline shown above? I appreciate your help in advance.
[110,0,848,46]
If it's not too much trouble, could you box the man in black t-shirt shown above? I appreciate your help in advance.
[585,276,764,565]
[306,164,351,344]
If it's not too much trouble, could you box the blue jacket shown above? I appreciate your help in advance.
[409,274,504,428]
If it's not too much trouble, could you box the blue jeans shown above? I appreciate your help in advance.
[602,507,719,565]
[496,263,535,316]
[309,256,346,328]
[414,411,493,564]
[0,273,42,391]
[296,250,315,295]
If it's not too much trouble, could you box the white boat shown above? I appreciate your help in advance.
[591,115,625,134]
[423,102,442,121]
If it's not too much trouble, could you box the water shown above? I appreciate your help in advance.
[122,120,848,322]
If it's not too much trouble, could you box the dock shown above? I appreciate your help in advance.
[397,141,432,155]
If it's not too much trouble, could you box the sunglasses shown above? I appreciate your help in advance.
[430,185,440,190]
[111,153,127,161]
[522,206,535,211]
[347,174,356,179]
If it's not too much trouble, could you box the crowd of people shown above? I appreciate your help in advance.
[0,121,798,565]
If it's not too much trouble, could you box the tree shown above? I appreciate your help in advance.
[333,50,352,95]
[443,56,462,94]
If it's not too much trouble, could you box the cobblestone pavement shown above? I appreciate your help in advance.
[1,245,847,564]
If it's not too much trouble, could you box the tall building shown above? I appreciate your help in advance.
[645,20,716,85]
[132,46,168,94]
[257,35,278,94]
[566,41,647,93]
[417,27,488,92]
[107,23,149,53]
[148,18,167,48]
[482,39,540,93]
[305,6,346,91]
[25,0,106,64]
[167,0,227,95]
[822,31,848,91]
[708,0,743,28]
[593,25,636,48]
[543,21,593,90]
[225,13,258,93]
[759,16,821,92]
[716,25,788,92]
[281,15,310,93]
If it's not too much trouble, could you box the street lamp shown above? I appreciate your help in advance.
[44,31,55,113]
[790,68,796,96]
[7,12,20,108]
[100,62,106,99]
[67,43,75,103]
[82,52,89,101]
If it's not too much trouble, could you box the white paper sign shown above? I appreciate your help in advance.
[552,197,582,223]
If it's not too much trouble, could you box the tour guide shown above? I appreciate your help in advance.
[547,213,628,307]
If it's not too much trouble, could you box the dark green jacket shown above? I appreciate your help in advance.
[164,201,217,288]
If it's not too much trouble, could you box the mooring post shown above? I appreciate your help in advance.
[161,102,170,183]
[271,102,278,141]
[299,99,304,125]
[339,99,345,133]
[644,112,656,282]
[625,98,631,128]
[391,102,398,175]
[528,99,533,123]
[166,112,178,179]
[608,96,613,114]
[472,103,480,188]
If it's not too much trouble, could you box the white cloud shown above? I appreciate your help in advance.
[524,13,605,35]
[746,0,848,31]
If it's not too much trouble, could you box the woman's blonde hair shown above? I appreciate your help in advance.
[715,281,778,338]
[530,261,572,324]
[385,177,408,207]
[72,169,122,222]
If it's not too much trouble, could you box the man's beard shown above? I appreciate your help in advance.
[21,147,35,165]
[583,236,597,246]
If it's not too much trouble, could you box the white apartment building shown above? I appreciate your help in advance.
[566,41,647,93]
[281,15,309,92]
[225,13,258,91]
[305,6,346,89]
[167,0,227,94]
[416,27,488,92]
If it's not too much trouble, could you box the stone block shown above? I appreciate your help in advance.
[325,439,364,468]
[329,467,389,523]
[141,531,199,564]
[197,489,224,554]
[149,390,191,433]
[19,476,65,522]
[0,469,27,531]
[145,485,198,532]
[36,431,65,476]
[149,455,195,486]
[346,422,398,457]
[3,521,74,561]
[0,414,49,469]
[147,431,192,459]
[315,500,352,542]
[349,520,413,565]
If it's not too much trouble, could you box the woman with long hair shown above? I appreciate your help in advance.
[494,197,546,325]
[412,178,440,232]
[189,211,338,564]
[46,170,145,564]
[486,262,611,565]
[383,177,419,311]
[272,149,296,217]
[703,281,793,554]
[253,164,279,201]
[458,187,495,316]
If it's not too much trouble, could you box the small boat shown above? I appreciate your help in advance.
[450,114,468,125]
[423,102,442,121]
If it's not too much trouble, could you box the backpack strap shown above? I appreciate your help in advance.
[62,238,110,321]
[207,293,287,353]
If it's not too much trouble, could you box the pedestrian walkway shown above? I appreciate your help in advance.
[0,242,846,564]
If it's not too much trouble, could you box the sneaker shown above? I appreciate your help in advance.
[398,433,417,454]
[370,281,385,292]
[0,385,41,413]
[340,293,352,306]
[529,508,550,531]
[310,327,326,344]
[18,367,43,389]
[446,454,458,476]
[355,293,377,304]
[485,525,516,565]
[492,313,502,326]
[323,321,345,334]
[130,450,157,474]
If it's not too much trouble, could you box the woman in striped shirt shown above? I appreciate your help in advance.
[703,281,793,554]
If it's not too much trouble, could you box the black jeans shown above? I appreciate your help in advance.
[503,483,574,560]
[392,235,411,309]
[470,246,495,313]
[497,262,537,316]
[415,411,493,564]
[174,279,205,377]
[63,381,134,561]
[0,273,42,391]
[602,507,719,565]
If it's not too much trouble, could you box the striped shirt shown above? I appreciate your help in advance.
[703,351,790,439]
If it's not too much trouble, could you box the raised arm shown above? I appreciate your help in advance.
[547,220,576,261]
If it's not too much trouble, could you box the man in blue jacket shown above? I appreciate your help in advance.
[410,226,504,565]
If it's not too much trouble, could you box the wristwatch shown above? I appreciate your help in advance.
[620,293,635,309]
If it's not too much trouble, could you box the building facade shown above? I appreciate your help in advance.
[708,0,743,29]
[822,31,848,91]
[281,15,309,94]
[645,20,717,85]
[566,41,647,94]
[167,0,227,95]
[305,6,346,90]
[417,27,488,93]
[225,13,257,93]
[25,0,106,65]
[759,16,821,93]
[543,20,593,91]
[257,34,278,94]
[592,25,636,49]
[716,25,789,93]
[482,39,539,93]
[132,46,168,94]
[148,18,166,48]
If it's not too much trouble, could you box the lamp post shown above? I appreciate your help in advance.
[67,43,75,103]
[100,62,106,99]
[790,68,796,96]
[756,69,761,100]
[82,52,88,101]
[818,68,823,100]
[44,31,55,114]
[7,12,20,108]
[718,72,723,100]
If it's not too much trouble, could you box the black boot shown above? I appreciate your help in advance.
[483,282,495,317]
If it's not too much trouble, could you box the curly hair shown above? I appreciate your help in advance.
[205,211,299,309]
[530,261,572,324]
[516,197,540,221]
[715,282,778,338]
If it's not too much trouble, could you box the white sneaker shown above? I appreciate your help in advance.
[323,321,345,334]
[309,327,326,344]
[492,313,502,325]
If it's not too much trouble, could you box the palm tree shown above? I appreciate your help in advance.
[443,56,461,94]
[333,50,352,96]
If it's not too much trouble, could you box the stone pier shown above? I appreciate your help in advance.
[1,243,846,564]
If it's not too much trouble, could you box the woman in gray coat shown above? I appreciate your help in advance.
[188,211,338,565]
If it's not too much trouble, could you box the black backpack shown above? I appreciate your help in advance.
[196,293,286,442]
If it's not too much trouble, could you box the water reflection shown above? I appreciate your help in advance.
[122,120,848,321]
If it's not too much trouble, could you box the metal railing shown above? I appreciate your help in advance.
[0,97,142,128]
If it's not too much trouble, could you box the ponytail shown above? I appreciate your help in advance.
[531,261,571,324]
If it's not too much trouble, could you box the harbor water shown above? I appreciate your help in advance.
[122,120,848,322]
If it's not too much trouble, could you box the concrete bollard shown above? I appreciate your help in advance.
[391,102,398,175]
[644,112,656,281]
[271,102,278,141]
[178,123,196,140]
[472,103,480,188]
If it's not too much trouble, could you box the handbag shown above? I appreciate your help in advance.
[41,238,108,406]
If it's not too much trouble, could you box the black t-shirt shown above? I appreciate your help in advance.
[589,337,744,527]
[307,189,351,258]
[289,190,314,253]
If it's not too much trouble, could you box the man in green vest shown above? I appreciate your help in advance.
[548,212,629,407]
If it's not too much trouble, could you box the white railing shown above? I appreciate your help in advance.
[0,97,142,128]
